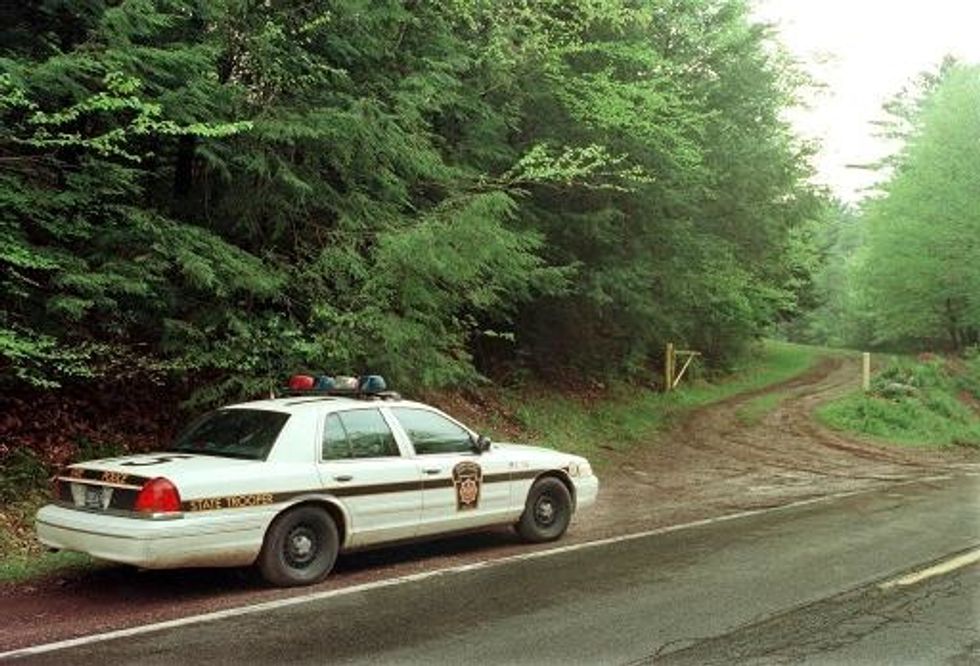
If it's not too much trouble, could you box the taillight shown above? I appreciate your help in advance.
[134,477,182,514]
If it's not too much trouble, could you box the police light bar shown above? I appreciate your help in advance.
[281,374,398,400]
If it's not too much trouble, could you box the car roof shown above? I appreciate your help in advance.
[227,396,430,414]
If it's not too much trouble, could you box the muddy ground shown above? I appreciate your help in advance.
[2,356,977,652]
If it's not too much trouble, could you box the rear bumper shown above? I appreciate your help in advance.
[36,504,268,569]
[573,475,599,511]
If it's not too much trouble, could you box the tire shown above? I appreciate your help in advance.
[516,477,573,543]
[258,506,339,587]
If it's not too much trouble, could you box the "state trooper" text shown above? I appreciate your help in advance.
[187,493,275,511]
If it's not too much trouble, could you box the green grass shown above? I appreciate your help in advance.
[0,550,95,584]
[816,356,980,448]
[479,340,826,465]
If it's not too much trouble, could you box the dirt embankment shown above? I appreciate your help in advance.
[2,356,976,653]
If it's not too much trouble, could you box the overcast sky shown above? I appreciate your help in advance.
[751,0,980,203]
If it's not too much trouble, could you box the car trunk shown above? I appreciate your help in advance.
[55,453,259,514]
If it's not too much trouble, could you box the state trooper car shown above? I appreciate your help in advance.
[36,375,599,586]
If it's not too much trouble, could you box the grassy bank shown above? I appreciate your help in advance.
[467,340,826,464]
[816,354,980,448]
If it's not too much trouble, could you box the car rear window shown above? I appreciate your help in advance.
[322,409,400,460]
[169,409,290,460]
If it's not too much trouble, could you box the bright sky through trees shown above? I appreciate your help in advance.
[753,0,980,202]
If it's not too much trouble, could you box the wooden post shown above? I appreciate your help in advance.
[862,352,871,392]
[664,342,675,392]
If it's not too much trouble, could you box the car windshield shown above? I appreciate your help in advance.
[168,409,290,460]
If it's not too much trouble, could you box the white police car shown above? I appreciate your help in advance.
[36,375,599,586]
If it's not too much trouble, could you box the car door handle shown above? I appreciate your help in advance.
[334,474,353,482]
[423,468,441,475]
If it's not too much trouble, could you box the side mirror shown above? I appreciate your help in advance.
[472,434,492,454]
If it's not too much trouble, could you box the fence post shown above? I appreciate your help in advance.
[862,352,871,392]
[665,342,675,393]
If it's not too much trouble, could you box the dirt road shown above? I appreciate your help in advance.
[587,356,979,539]
[2,355,976,652]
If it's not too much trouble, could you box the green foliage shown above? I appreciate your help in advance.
[74,437,128,463]
[0,449,49,504]
[817,357,980,448]
[0,487,96,579]
[0,549,95,584]
[506,0,823,374]
[859,64,980,351]
[1,0,823,402]
[954,348,980,399]
[803,63,980,352]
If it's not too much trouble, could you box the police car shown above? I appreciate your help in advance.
[36,374,599,586]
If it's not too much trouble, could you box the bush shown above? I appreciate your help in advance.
[870,358,944,395]
[0,449,50,504]
[818,355,980,447]
[75,438,128,462]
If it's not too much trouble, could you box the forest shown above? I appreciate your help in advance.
[802,60,980,353]
[0,0,977,469]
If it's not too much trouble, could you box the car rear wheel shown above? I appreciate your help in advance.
[258,506,338,587]
[516,477,572,543]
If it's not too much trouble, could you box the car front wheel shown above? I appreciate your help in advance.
[258,506,339,587]
[516,477,572,543]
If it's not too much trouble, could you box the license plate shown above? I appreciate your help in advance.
[83,485,111,510]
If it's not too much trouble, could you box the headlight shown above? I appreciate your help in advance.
[568,461,593,478]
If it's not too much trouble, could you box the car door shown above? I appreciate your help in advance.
[386,406,512,535]
[315,407,421,547]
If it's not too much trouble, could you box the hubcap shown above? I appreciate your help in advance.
[284,526,318,568]
[293,534,313,557]
[535,496,557,526]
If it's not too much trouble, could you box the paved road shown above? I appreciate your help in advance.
[655,556,980,665]
[10,475,980,665]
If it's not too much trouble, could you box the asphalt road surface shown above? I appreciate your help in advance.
[8,474,979,665]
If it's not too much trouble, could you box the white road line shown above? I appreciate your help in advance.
[0,474,961,660]
[879,548,980,590]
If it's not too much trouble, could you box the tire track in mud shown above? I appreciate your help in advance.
[3,354,977,653]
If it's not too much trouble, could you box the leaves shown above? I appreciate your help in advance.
[807,64,980,351]
[0,0,822,397]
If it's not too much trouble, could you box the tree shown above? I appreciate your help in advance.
[855,64,980,350]
[0,0,826,399]
[506,0,823,372]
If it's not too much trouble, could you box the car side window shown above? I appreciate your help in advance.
[391,408,472,455]
[322,409,399,460]
[321,413,350,460]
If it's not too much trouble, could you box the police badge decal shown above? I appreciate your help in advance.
[452,461,482,511]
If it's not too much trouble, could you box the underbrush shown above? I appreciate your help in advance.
[816,354,980,448]
[0,457,99,582]
[952,347,980,401]
[0,490,94,583]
